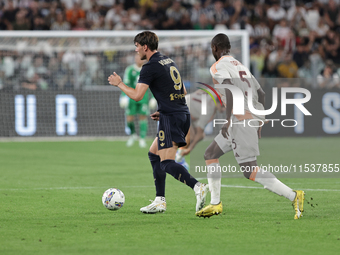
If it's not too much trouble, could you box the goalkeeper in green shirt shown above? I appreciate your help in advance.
[119,54,157,148]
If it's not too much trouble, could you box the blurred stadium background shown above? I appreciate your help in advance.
[1,2,339,254]
[0,0,339,139]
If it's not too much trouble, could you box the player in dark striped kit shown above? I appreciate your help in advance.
[108,31,208,214]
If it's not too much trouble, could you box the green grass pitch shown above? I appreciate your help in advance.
[0,137,339,255]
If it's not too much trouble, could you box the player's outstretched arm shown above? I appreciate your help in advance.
[108,72,149,101]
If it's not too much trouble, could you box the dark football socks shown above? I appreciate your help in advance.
[148,152,166,197]
[160,159,198,189]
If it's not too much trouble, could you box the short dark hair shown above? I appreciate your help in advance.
[211,33,231,53]
[134,31,159,51]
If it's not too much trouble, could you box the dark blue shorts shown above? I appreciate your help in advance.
[157,113,190,150]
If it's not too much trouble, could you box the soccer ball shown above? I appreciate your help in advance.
[102,188,125,210]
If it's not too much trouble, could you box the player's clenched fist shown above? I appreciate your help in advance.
[150,111,160,121]
[108,72,122,86]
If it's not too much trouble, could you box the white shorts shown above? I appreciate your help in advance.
[214,121,260,164]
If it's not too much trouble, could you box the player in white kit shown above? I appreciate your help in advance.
[195,34,305,219]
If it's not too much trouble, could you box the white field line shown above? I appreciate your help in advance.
[1,185,340,192]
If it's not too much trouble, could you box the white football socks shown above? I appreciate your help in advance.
[253,168,296,201]
[207,163,222,205]
[203,163,296,204]
[155,196,166,202]
[193,182,203,193]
